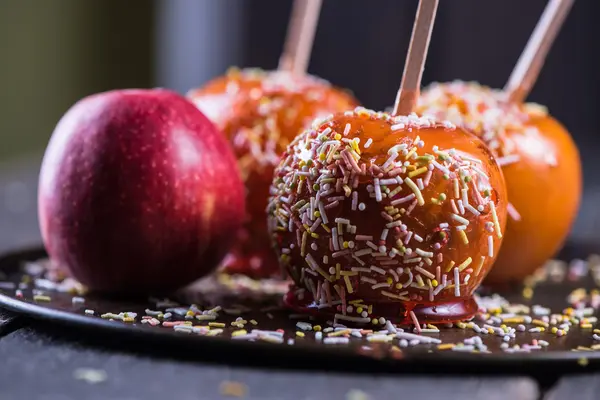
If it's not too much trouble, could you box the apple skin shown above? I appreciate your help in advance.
[38,89,245,294]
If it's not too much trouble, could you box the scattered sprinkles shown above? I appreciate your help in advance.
[2,253,600,361]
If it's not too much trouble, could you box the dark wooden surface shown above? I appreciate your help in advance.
[0,155,596,399]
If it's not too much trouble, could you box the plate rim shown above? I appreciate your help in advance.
[2,245,600,372]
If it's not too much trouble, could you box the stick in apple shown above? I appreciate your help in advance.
[278,0,324,75]
[392,0,439,116]
[504,0,575,103]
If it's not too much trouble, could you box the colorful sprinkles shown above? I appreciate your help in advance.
[266,107,505,324]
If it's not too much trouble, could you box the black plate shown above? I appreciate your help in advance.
[2,246,600,375]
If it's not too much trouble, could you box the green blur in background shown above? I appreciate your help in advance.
[0,0,155,162]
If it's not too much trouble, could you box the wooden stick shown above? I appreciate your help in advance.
[392,0,439,116]
[504,0,575,103]
[278,0,323,75]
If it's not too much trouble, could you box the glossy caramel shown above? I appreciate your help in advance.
[418,81,582,284]
[268,109,508,324]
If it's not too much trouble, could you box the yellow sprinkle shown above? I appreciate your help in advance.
[487,328,494,334]
[503,318,524,324]
[340,271,358,276]
[408,166,428,178]
[315,266,333,282]
[581,323,594,329]
[296,331,305,338]
[551,327,558,334]
[395,283,403,289]
[457,257,473,272]
[33,295,51,302]
[343,241,349,249]
[310,233,319,239]
[301,231,308,256]
[232,329,248,337]
[404,177,424,205]
[356,307,363,314]
[405,147,417,160]
[458,230,469,245]
[593,329,600,334]
[372,318,379,325]
[250,320,258,325]
[314,211,321,217]
[313,325,322,332]
[329,329,351,337]
[445,261,456,273]
[474,256,486,276]
[343,275,354,294]
[431,279,439,287]
[122,317,135,323]
[490,201,502,238]
[437,343,455,350]
[455,322,467,329]
[578,357,589,367]
[368,305,373,315]
[335,263,341,280]
[415,274,425,287]
[209,322,226,328]
[322,224,331,233]
[522,287,534,299]
[334,133,342,140]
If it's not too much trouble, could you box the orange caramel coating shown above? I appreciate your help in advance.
[188,68,359,277]
[417,81,582,284]
[267,108,508,323]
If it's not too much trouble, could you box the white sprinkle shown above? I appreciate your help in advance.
[354,248,372,257]
[415,248,433,258]
[450,213,470,225]
[323,337,350,345]
[395,332,441,344]
[390,193,415,206]
[457,199,466,215]
[488,235,494,257]
[332,228,340,251]
[364,138,373,148]
[72,296,85,305]
[370,265,386,275]
[371,282,391,290]
[343,123,351,135]
[454,268,460,297]
[351,191,358,211]
[296,321,313,331]
[465,203,480,216]
[334,314,371,324]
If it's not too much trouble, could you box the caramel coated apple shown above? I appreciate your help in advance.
[188,68,358,278]
[417,81,582,284]
[267,108,508,325]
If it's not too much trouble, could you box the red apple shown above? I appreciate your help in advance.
[38,89,245,294]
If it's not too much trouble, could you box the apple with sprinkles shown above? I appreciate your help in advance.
[267,0,508,327]
[187,0,358,279]
[417,0,581,285]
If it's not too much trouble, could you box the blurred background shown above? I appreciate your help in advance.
[0,0,598,249]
